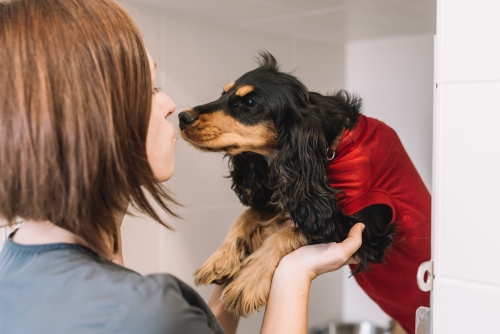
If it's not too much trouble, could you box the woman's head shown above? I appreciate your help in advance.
[0,0,177,258]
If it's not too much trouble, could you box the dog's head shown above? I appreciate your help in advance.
[179,51,359,157]
[179,52,284,157]
[179,52,362,242]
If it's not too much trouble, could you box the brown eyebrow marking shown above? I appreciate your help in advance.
[235,85,254,97]
[223,82,235,92]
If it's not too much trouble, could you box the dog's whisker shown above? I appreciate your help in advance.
[215,73,231,88]
[208,80,223,90]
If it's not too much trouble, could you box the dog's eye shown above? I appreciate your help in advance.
[241,98,256,108]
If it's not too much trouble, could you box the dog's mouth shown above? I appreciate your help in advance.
[179,129,235,153]
[179,111,278,156]
[180,127,276,156]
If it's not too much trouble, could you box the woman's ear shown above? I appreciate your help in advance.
[227,152,275,212]
[269,110,341,243]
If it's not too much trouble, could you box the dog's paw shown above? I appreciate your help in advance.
[221,226,309,316]
[221,251,275,317]
[194,240,246,285]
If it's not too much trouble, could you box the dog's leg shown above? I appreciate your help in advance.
[221,226,308,317]
[194,208,284,285]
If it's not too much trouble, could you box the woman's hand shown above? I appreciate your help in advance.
[277,222,365,281]
[261,223,365,334]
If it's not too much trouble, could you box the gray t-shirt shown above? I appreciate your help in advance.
[0,231,224,334]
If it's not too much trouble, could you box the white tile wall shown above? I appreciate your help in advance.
[440,0,500,83]
[438,82,500,286]
[434,278,500,333]
[434,0,500,332]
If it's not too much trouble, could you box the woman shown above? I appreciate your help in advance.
[0,0,364,333]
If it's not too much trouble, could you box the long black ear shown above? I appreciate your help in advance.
[269,104,344,243]
[227,152,276,213]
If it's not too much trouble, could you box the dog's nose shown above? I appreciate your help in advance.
[178,111,198,130]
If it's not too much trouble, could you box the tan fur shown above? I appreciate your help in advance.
[221,226,308,317]
[223,81,234,92]
[235,85,254,97]
[180,110,277,156]
[194,209,285,285]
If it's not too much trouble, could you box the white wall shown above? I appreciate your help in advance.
[434,0,500,332]
[346,35,435,190]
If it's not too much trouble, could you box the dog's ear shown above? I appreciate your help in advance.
[269,104,343,243]
[227,152,276,213]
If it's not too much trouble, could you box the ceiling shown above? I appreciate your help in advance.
[127,0,436,44]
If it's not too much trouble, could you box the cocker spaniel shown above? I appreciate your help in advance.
[178,52,430,333]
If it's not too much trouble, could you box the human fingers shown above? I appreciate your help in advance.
[333,223,365,267]
[280,223,364,278]
[340,223,365,256]
[307,223,365,277]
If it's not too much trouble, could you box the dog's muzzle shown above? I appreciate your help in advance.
[178,110,198,130]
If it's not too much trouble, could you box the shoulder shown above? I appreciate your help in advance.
[50,250,223,333]
[105,273,224,334]
[0,243,223,333]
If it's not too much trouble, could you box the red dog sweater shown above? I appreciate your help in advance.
[326,115,431,333]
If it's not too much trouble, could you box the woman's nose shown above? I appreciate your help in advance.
[164,94,176,118]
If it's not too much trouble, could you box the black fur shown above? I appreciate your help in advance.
[183,51,395,273]
[227,152,275,213]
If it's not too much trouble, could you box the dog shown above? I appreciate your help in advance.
[178,52,431,333]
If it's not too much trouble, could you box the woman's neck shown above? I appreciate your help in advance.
[13,220,89,246]
[12,210,127,266]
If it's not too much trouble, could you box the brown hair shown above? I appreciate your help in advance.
[0,0,178,258]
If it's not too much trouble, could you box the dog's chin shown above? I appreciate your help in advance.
[227,146,278,158]
[191,143,243,155]
[197,144,239,154]
[187,140,276,157]
[180,134,237,154]
[181,131,277,157]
